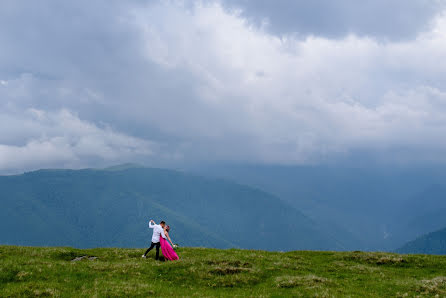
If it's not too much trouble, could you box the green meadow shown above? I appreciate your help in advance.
[1,245,446,297]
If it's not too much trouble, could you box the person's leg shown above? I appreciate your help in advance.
[155,242,161,260]
[144,242,156,256]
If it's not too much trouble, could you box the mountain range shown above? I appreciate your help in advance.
[190,164,446,251]
[0,165,342,251]
[2,163,446,253]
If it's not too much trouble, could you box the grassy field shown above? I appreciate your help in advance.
[1,246,446,297]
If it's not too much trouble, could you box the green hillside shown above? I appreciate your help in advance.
[0,167,341,251]
[2,246,446,296]
[397,227,446,255]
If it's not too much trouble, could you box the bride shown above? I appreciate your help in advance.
[160,225,179,261]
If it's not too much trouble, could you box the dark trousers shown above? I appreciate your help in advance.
[144,242,161,259]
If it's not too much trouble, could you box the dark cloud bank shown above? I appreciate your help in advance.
[1,0,446,173]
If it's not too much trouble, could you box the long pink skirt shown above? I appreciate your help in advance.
[160,236,179,261]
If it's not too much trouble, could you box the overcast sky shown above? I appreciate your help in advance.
[1,0,446,173]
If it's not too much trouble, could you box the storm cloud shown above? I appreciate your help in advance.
[1,0,446,172]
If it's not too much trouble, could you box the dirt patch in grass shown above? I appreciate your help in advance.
[71,256,98,262]
[207,259,253,276]
[51,249,98,262]
[276,275,331,288]
[52,250,86,261]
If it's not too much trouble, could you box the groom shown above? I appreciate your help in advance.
[142,219,166,260]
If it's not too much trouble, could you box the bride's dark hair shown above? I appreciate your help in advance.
[165,225,170,232]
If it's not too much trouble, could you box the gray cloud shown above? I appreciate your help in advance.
[220,0,446,40]
[1,0,446,172]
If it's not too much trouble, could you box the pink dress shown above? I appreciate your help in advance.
[160,235,179,261]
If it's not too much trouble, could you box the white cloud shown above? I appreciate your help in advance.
[0,108,156,173]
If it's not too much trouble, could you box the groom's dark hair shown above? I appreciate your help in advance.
[160,221,166,225]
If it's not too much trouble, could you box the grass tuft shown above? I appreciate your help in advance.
[209,267,251,275]
[345,252,407,266]
[276,275,331,288]
[416,276,446,295]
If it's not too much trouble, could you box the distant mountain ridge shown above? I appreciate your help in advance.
[190,164,446,251]
[397,227,446,255]
[103,163,146,171]
[0,165,342,251]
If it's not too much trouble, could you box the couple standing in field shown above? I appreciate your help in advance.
[142,220,179,261]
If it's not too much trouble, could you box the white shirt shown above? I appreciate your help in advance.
[149,222,166,243]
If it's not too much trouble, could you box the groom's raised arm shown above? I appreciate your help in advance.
[148,220,155,228]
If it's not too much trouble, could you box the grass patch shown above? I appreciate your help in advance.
[1,246,446,296]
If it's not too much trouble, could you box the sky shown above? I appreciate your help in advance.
[1,0,446,173]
